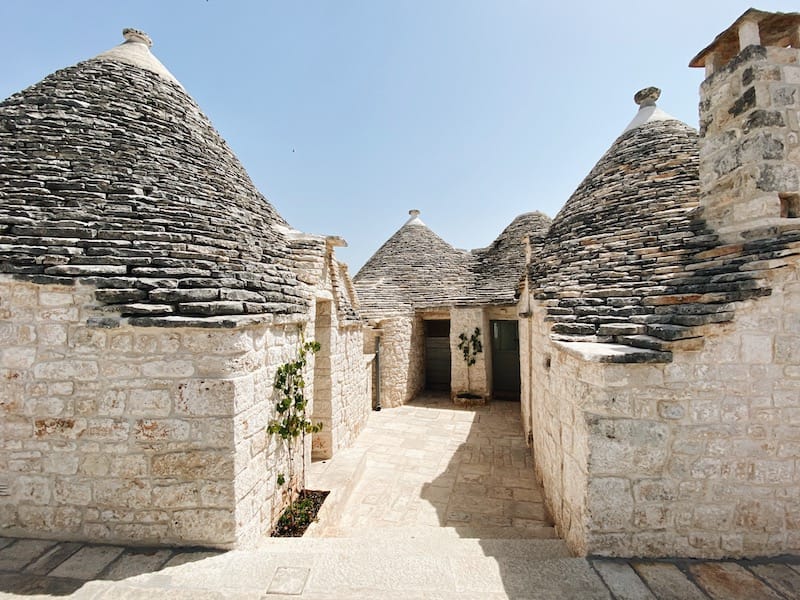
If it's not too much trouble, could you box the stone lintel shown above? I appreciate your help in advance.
[552,340,672,364]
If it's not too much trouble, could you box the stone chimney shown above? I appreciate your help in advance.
[690,9,800,240]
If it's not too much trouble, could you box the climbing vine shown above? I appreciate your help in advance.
[458,327,483,366]
[267,331,322,524]
[458,327,483,393]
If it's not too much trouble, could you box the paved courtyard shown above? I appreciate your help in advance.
[308,392,554,539]
[0,393,798,598]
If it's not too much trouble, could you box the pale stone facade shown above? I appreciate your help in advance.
[519,9,800,559]
[449,307,488,401]
[0,261,368,549]
[369,315,425,408]
[310,299,371,459]
[0,31,371,549]
[522,260,799,558]
[0,278,289,546]
[354,212,549,406]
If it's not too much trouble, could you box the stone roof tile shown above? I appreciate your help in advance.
[353,211,474,319]
[529,90,800,352]
[0,30,309,320]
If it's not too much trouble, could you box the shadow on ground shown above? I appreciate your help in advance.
[416,393,555,540]
[0,538,220,597]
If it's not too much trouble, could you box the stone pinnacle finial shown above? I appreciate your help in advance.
[409,209,421,217]
[123,28,153,48]
[634,87,661,107]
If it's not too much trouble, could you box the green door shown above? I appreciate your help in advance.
[491,320,520,399]
[425,320,451,391]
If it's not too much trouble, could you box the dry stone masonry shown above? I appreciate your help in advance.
[354,209,550,405]
[2,9,799,562]
[519,9,800,559]
[0,30,370,549]
[357,7,800,561]
[0,30,308,322]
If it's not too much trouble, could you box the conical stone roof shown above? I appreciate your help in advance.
[354,210,473,319]
[529,88,704,335]
[471,211,551,304]
[529,88,797,345]
[355,209,548,318]
[0,29,308,323]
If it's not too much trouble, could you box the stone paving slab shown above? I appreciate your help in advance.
[23,542,82,576]
[1,395,799,599]
[48,545,125,580]
[630,561,710,600]
[749,564,800,599]
[309,393,554,540]
[687,561,787,600]
[593,561,657,600]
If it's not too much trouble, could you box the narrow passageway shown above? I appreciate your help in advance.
[311,392,555,539]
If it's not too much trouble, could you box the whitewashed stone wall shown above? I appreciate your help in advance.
[450,307,488,400]
[327,324,371,451]
[374,316,424,407]
[0,277,313,548]
[311,314,370,459]
[295,242,371,460]
[521,263,800,558]
[520,301,591,555]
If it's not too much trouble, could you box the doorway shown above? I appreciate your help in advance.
[424,319,451,391]
[491,320,520,400]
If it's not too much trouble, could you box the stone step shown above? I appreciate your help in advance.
[255,533,571,561]
[322,523,560,541]
[79,546,610,599]
[304,446,369,537]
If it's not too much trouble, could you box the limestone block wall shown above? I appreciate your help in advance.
[375,315,424,407]
[0,277,308,549]
[699,44,800,236]
[313,322,370,458]
[333,324,371,450]
[522,262,800,558]
[450,307,488,398]
[520,304,592,555]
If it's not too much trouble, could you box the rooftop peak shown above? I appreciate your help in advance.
[94,27,180,87]
[123,28,153,48]
[623,86,679,133]
[406,209,425,226]
[634,87,660,107]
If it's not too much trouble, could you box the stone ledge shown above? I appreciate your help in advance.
[552,340,672,363]
[124,314,275,329]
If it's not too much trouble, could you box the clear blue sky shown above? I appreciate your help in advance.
[2,1,797,271]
